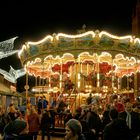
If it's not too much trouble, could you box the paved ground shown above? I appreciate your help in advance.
[37,135,64,140]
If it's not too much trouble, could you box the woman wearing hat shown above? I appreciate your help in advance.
[65,119,86,140]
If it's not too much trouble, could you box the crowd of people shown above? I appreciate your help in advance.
[64,95,140,140]
[0,94,140,140]
[0,97,54,140]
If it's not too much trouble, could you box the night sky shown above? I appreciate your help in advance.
[0,0,137,41]
[0,0,138,92]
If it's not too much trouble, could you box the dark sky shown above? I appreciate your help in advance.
[0,0,137,42]
[0,0,137,66]
[0,0,138,92]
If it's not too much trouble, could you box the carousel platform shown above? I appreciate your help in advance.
[50,127,66,137]
[40,127,66,137]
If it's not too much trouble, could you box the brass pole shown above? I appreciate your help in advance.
[134,72,137,100]
[78,58,81,107]
[60,59,63,94]
[111,58,114,93]
[126,64,129,90]
[96,55,100,93]
[25,70,29,112]
[134,61,138,100]
[75,61,77,110]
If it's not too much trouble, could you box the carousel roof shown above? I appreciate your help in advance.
[18,30,140,77]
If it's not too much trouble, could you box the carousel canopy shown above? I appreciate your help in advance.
[18,30,140,78]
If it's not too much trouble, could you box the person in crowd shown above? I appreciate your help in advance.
[3,115,30,140]
[40,109,51,140]
[56,98,67,126]
[102,104,111,130]
[86,93,93,105]
[73,107,82,120]
[27,107,40,140]
[7,103,17,121]
[86,106,102,140]
[42,96,48,110]
[65,119,86,140]
[57,98,67,114]
[0,105,7,136]
[49,106,56,130]
[103,108,132,140]
[133,102,140,114]
[114,99,125,113]
[20,110,26,121]
[37,97,43,111]
[79,109,88,134]
[64,109,73,126]
[37,109,42,124]
[51,97,57,108]
[119,102,140,140]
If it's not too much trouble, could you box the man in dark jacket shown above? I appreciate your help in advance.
[40,110,51,140]
[86,107,102,140]
[103,108,132,140]
[119,102,140,140]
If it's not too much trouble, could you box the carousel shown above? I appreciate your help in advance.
[18,28,140,111]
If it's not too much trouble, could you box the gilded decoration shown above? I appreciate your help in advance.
[19,30,140,66]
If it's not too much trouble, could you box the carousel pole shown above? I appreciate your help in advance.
[39,76,41,99]
[74,60,77,110]
[118,77,121,92]
[42,59,45,86]
[134,72,137,100]
[86,63,89,76]
[49,77,51,88]
[59,59,63,94]
[80,62,83,89]
[86,62,89,91]
[96,55,100,93]
[134,61,138,100]
[126,64,129,91]
[24,66,29,115]
[126,64,132,100]
[111,58,114,93]
[78,58,81,107]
